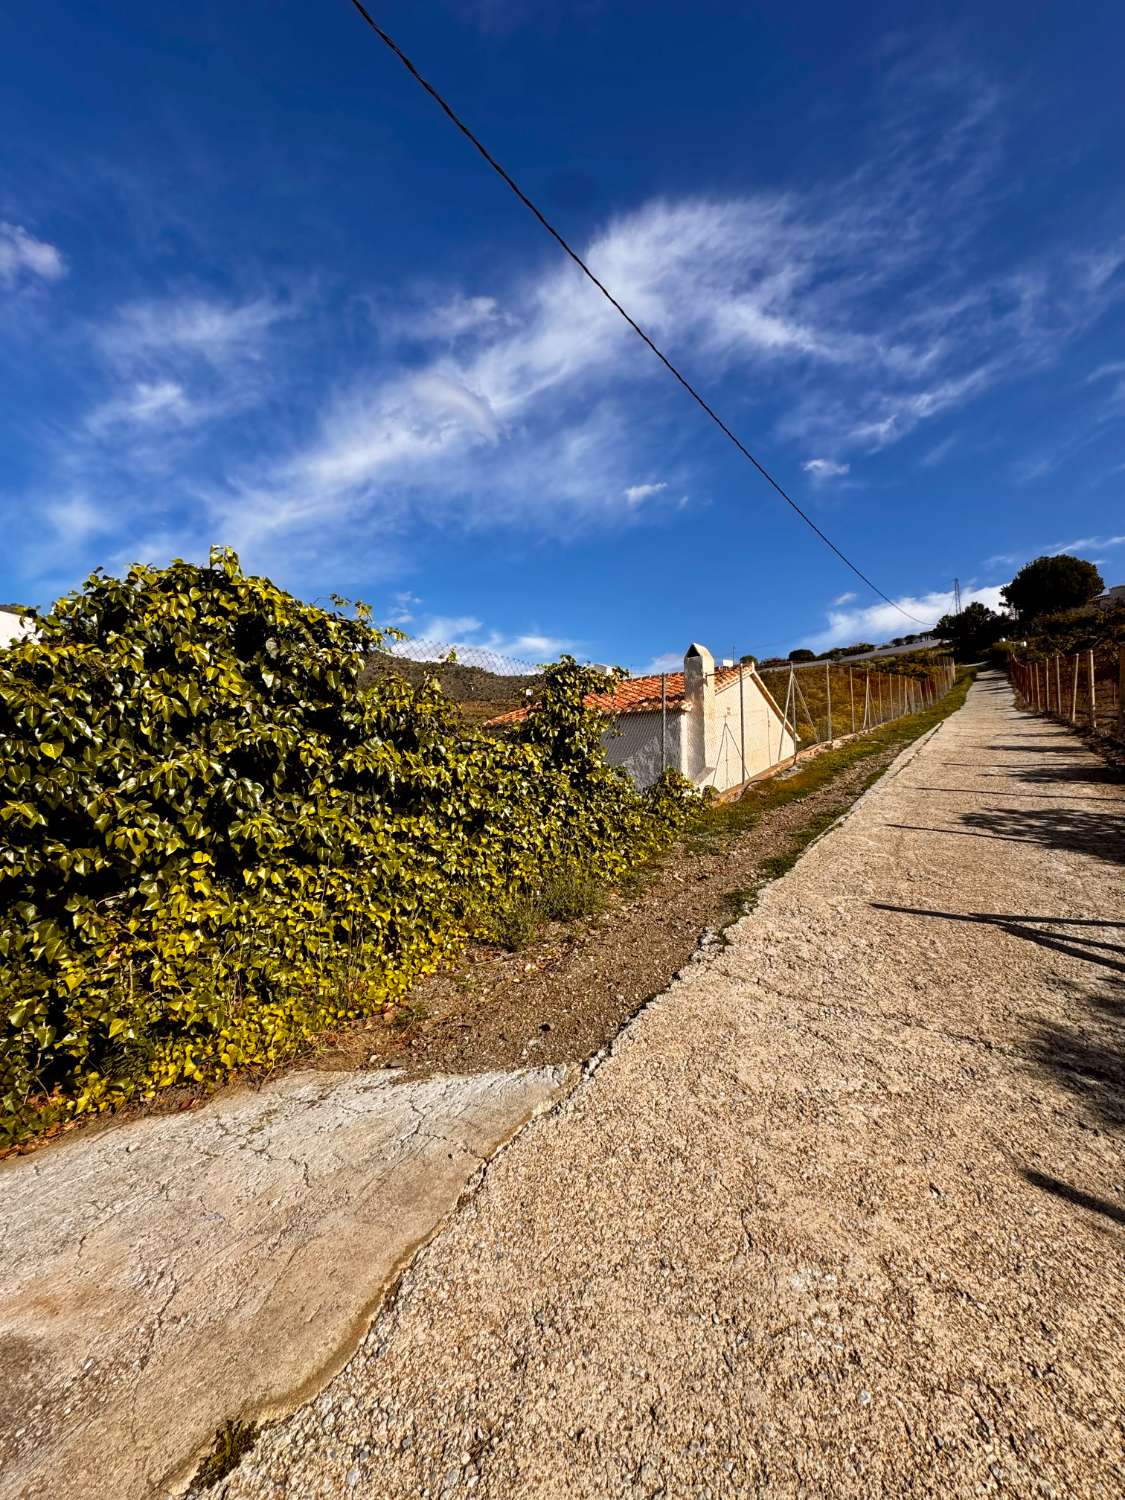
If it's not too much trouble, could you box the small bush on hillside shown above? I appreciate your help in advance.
[0,550,690,1141]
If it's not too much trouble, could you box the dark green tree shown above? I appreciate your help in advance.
[1001,555,1104,621]
[787,648,816,663]
[934,601,1005,660]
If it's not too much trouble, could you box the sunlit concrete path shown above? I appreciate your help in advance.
[217,672,1125,1500]
[0,1068,571,1499]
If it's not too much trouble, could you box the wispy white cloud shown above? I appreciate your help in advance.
[1043,532,1125,556]
[98,294,295,367]
[1086,361,1125,384]
[832,590,857,605]
[414,293,505,341]
[803,458,850,482]
[803,583,1009,651]
[920,433,957,467]
[624,481,668,507]
[389,612,576,669]
[14,44,1125,604]
[0,222,65,286]
[85,379,195,432]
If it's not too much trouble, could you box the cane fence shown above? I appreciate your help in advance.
[1008,645,1125,742]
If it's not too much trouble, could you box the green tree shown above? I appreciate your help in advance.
[1001,555,1104,621]
[787,648,816,663]
[934,601,1005,660]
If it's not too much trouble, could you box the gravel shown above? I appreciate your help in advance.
[215,673,1125,1499]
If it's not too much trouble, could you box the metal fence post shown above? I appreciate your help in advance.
[660,674,667,773]
[738,662,746,784]
[783,667,795,762]
[848,667,855,734]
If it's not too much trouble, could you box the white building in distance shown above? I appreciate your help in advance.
[490,643,796,795]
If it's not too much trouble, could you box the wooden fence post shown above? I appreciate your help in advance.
[1119,645,1125,741]
[825,661,832,743]
[849,667,855,734]
[1088,649,1097,732]
[1070,655,1079,722]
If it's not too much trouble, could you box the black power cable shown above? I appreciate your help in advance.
[345,1,925,625]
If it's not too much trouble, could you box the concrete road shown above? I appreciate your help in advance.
[218,673,1125,1499]
[0,1067,571,1499]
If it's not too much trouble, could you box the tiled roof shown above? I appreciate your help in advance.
[486,664,747,726]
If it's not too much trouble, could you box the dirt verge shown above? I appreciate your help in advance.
[311,680,975,1082]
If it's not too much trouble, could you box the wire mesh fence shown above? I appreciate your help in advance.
[756,656,953,749]
[1009,646,1125,741]
[364,635,957,797]
[360,637,545,725]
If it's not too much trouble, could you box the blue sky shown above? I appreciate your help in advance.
[2,1,1123,670]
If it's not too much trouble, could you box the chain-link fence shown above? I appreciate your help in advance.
[361,638,545,726]
[1009,647,1125,742]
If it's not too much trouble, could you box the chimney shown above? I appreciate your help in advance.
[683,643,717,777]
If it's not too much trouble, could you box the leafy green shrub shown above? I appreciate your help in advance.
[0,551,689,1141]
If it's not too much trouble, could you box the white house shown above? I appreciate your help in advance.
[0,607,33,648]
[490,643,796,795]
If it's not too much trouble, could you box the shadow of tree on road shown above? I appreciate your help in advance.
[957,805,1125,866]
[872,903,1125,1129]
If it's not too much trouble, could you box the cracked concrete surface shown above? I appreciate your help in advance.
[0,1065,571,1499]
[215,675,1125,1498]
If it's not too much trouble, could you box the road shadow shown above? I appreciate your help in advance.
[1030,974,1125,1130]
[1021,1169,1125,1227]
[912,785,1114,802]
[938,760,1124,788]
[872,904,1125,1127]
[870,904,1125,976]
[884,808,1125,865]
[988,743,1094,753]
[958,805,1125,866]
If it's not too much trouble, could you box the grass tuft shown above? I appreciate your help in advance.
[194,1419,258,1490]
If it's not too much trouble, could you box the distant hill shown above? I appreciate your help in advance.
[361,651,543,725]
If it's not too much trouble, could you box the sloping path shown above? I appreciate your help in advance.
[219,673,1125,1499]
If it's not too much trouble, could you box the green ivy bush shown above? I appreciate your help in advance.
[0,550,689,1141]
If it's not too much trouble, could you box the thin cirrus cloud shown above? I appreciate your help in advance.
[10,46,1125,609]
[624,481,668,507]
[803,458,850,482]
[0,222,65,286]
[388,611,576,669]
[803,584,1008,651]
[85,380,195,433]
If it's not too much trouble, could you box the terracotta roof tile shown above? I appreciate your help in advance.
[486,664,748,726]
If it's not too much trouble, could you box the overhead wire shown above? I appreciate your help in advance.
[344,1,925,624]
